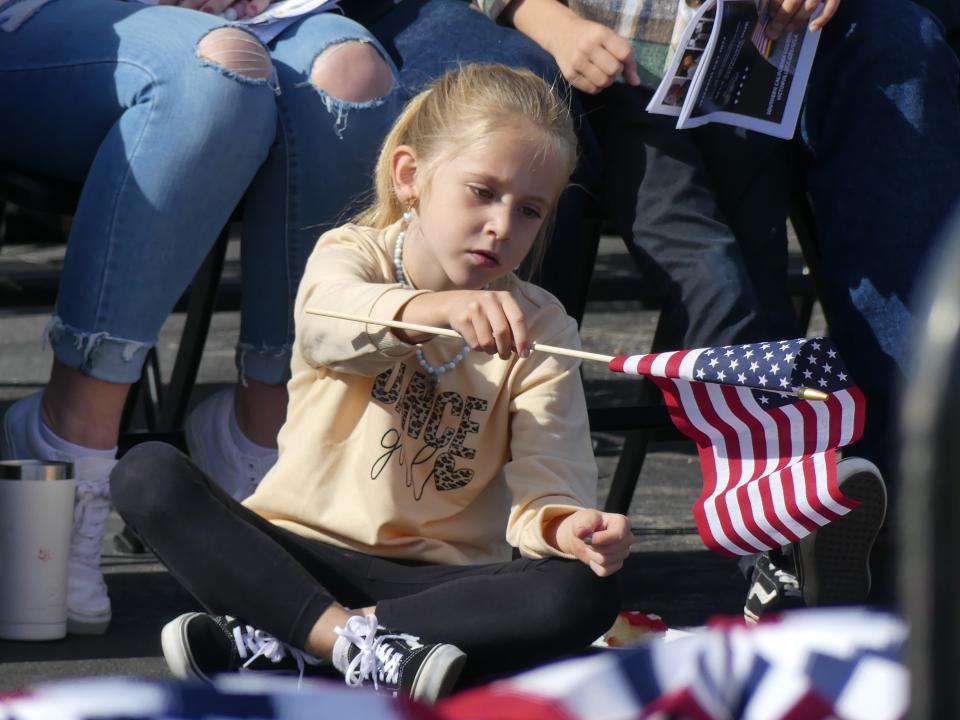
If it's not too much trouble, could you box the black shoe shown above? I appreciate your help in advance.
[743,551,804,623]
[161,612,324,684]
[795,456,887,607]
[335,614,466,702]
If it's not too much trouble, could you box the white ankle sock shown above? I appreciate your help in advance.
[227,401,275,458]
[36,409,116,461]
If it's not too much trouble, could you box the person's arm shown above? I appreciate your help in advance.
[499,0,641,94]
[501,307,632,576]
[295,227,429,375]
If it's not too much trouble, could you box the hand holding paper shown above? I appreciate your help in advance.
[646,0,824,138]
[503,0,641,93]
[760,0,840,38]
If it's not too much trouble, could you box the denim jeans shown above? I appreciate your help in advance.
[0,0,276,383]
[238,12,404,384]
[583,84,785,351]
[800,0,960,489]
[0,1,403,386]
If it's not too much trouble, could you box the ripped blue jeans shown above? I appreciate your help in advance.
[0,1,402,385]
[238,11,403,384]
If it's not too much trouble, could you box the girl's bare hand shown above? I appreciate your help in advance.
[552,509,633,577]
[446,290,530,360]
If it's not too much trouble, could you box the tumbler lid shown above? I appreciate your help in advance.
[0,460,74,481]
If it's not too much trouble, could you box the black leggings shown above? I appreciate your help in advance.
[111,442,621,680]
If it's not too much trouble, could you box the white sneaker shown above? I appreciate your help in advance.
[184,387,276,501]
[161,612,325,685]
[2,392,114,634]
[66,456,114,634]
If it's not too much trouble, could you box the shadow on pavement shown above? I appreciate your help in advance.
[620,549,746,627]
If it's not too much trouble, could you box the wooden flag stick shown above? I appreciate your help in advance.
[304,307,829,400]
[305,307,615,363]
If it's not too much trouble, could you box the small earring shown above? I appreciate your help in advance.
[402,198,417,225]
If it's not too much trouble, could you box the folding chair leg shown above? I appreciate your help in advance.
[119,348,162,434]
[157,225,229,431]
[604,429,651,515]
[601,376,664,515]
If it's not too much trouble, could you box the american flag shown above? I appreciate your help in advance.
[608,337,866,556]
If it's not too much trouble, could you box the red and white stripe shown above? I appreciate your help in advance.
[608,351,866,555]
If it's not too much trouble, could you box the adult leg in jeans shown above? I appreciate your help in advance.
[0,1,277,632]
[111,442,619,684]
[189,13,404,497]
[693,124,800,341]
[801,0,960,497]
[592,85,773,350]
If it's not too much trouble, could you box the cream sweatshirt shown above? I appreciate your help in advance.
[244,222,599,565]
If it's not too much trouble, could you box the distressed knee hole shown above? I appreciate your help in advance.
[197,27,273,80]
[310,41,394,102]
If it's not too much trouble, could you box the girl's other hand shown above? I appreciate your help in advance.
[553,509,633,577]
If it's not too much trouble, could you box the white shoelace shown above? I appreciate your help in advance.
[231,622,322,688]
[771,563,802,598]
[334,614,421,690]
[71,479,110,568]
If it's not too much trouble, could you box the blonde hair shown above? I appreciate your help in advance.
[354,63,578,275]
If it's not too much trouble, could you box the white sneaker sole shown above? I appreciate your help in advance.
[161,612,209,682]
[67,608,111,635]
[409,644,467,703]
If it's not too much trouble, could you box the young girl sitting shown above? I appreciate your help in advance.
[110,63,632,702]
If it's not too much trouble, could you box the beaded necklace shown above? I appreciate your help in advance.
[393,224,471,384]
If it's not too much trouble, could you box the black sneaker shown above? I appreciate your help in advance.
[795,456,887,606]
[743,551,804,623]
[161,612,324,684]
[334,614,466,702]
